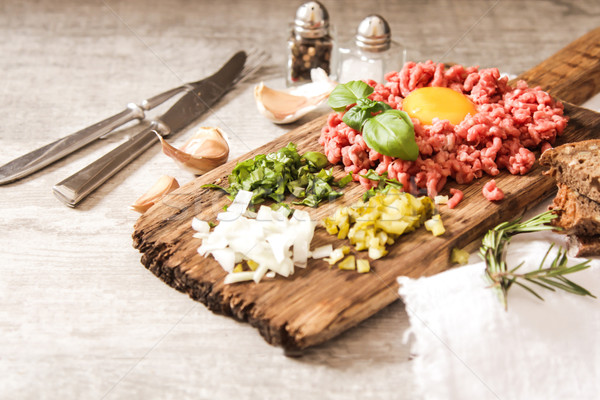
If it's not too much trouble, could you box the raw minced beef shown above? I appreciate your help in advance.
[447,188,464,209]
[482,180,505,201]
[319,60,568,197]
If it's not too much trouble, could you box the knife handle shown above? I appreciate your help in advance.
[52,121,168,207]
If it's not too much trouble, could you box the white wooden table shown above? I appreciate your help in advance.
[1,1,599,398]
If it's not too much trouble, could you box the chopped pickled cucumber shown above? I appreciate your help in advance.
[338,255,356,270]
[323,249,345,265]
[322,188,435,260]
[451,247,470,265]
[356,259,370,273]
[425,214,445,236]
[247,259,259,271]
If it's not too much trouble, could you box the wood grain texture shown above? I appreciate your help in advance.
[133,30,600,350]
[517,27,600,104]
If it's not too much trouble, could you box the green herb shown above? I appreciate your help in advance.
[342,98,391,131]
[301,151,328,170]
[327,81,418,161]
[363,110,418,161]
[202,143,350,208]
[334,171,353,188]
[480,211,596,310]
[293,170,342,207]
[202,183,228,192]
[270,202,293,215]
[360,169,403,201]
[328,81,375,111]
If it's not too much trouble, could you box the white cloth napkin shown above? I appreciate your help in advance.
[397,93,600,400]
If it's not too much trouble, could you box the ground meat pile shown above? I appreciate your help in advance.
[319,61,568,197]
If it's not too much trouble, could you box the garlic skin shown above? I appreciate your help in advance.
[254,68,337,124]
[157,127,229,175]
[130,175,180,213]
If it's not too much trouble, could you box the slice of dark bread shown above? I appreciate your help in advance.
[540,139,600,203]
[568,234,600,257]
[549,183,600,235]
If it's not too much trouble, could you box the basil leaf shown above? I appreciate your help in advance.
[294,195,319,208]
[362,110,419,161]
[362,188,376,202]
[374,101,393,114]
[301,151,328,170]
[342,106,371,131]
[204,142,351,208]
[360,169,383,182]
[356,97,377,108]
[315,168,333,182]
[271,202,293,214]
[360,170,402,189]
[201,183,229,193]
[312,178,333,198]
[327,81,374,112]
[384,179,403,189]
[357,98,392,114]
[359,170,403,201]
[334,172,353,188]
[342,99,393,131]
[288,183,306,198]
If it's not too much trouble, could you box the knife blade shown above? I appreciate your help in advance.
[52,51,247,207]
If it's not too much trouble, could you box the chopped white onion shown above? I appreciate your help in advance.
[228,190,253,213]
[253,263,269,283]
[243,210,258,219]
[434,195,449,205]
[224,271,255,284]
[210,249,236,272]
[191,218,210,234]
[217,189,253,221]
[192,191,322,284]
[310,244,333,259]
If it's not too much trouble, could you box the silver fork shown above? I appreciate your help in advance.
[51,49,269,207]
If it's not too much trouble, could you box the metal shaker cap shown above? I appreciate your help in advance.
[294,1,330,38]
[355,14,391,52]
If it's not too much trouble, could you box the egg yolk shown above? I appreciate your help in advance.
[402,87,478,125]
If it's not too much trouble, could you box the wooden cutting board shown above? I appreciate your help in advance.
[133,28,600,352]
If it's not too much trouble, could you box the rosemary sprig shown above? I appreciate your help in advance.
[480,211,596,310]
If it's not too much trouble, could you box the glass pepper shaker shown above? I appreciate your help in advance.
[286,1,334,86]
[337,14,406,83]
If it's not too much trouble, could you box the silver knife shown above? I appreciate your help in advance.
[52,51,247,207]
[0,73,218,186]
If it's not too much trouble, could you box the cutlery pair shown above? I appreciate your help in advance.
[0,49,268,206]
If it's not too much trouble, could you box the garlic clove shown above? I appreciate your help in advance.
[254,68,337,124]
[254,83,316,120]
[157,126,230,175]
[130,175,180,213]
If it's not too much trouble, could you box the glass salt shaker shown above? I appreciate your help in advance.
[286,1,334,86]
[337,15,406,83]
